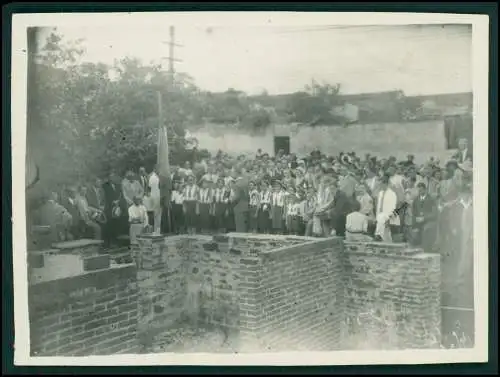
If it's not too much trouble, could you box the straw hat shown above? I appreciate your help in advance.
[458,160,473,173]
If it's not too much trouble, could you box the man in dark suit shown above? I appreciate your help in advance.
[232,174,250,233]
[102,172,122,247]
[327,178,352,237]
[86,177,105,211]
[412,182,438,252]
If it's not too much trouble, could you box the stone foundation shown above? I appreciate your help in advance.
[28,234,442,355]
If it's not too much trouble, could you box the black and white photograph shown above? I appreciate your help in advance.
[11,12,489,366]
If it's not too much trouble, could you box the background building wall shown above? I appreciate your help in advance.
[188,120,453,163]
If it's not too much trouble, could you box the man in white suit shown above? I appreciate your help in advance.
[374,175,399,242]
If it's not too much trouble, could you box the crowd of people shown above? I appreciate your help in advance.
[32,138,473,260]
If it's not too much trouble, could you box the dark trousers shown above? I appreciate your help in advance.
[331,214,347,237]
[234,210,249,233]
[170,204,184,234]
[147,211,154,229]
[103,217,120,247]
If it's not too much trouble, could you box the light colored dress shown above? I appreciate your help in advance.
[128,204,149,244]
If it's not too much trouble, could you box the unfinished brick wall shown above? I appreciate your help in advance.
[134,234,441,352]
[342,242,441,349]
[133,234,187,348]
[29,264,139,356]
[134,234,344,352]
[238,238,345,352]
[29,233,442,355]
[134,233,305,349]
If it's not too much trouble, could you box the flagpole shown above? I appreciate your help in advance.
[157,91,163,164]
[157,89,173,234]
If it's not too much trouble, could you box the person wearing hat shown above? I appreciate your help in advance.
[182,174,199,235]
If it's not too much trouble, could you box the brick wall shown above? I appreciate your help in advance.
[239,238,345,352]
[29,233,442,355]
[134,234,441,352]
[133,234,187,349]
[29,264,139,356]
[134,233,313,350]
[342,242,441,349]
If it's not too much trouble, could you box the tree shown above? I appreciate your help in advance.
[27,29,197,197]
[286,81,342,125]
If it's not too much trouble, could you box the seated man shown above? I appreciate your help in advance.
[75,186,102,240]
[34,192,73,242]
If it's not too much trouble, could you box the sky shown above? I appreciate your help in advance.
[38,23,472,96]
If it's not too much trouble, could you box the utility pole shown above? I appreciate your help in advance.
[162,26,183,88]
[157,25,183,142]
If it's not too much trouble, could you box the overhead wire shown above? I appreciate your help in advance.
[272,25,471,42]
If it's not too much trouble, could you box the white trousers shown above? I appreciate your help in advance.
[151,196,162,233]
[375,213,393,242]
